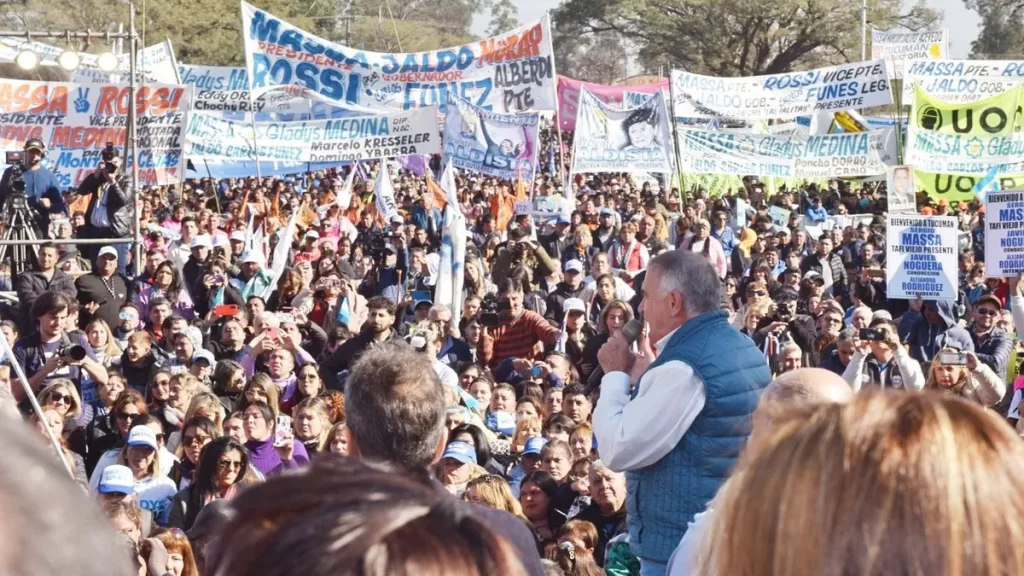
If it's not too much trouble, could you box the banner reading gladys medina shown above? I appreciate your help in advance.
[871,29,948,79]
[677,128,888,179]
[570,87,673,174]
[885,214,958,301]
[184,107,439,163]
[902,59,1024,103]
[556,77,668,130]
[670,60,892,120]
[443,93,539,181]
[242,1,555,113]
[0,79,190,187]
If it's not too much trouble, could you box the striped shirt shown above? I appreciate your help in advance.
[482,310,562,368]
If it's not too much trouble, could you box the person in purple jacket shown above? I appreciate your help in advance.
[241,401,308,476]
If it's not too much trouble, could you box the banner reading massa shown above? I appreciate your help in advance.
[241,1,555,114]
[0,79,190,187]
[677,128,888,178]
[184,107,439,163]
[902,59,1024,103]
[556,77,668,130]
[570,87,673,174]
[871,29,947,79]
[443,93,539,181]
[670,60,892,120]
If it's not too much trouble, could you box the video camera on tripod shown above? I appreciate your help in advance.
[5,150,31,210]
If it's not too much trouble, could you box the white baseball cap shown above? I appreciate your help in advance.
[98,246,118,259]
[98,465,135,495]
[126,426,158,450]
[190,234,213,249]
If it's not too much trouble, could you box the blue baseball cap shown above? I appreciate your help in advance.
[486,411,516,436]
[599,208,614,216]
[441,441,477,465]
[522,436,547,457]
[556,214,572,225]
[98,465,135,495]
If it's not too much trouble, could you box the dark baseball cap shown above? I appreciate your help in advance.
[24,138,45,152]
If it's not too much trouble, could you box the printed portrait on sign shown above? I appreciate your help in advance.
[620,105,660,151]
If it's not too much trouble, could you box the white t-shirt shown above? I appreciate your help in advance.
[134,475,177,525]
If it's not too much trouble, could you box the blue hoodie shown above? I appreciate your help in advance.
[903,300,974,363]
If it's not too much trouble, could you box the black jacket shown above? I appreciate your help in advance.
[319,329,403,391]
[75,272,132,330]
[544,282,587,326]
[121,350,157,394]
[14,268,77,333]
[80,172,132,237]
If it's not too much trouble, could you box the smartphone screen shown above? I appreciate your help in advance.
[267,327,280,340]
[939,352,967,366]
[274,415,293,447]
[214,304,239,316]
[412,290,431,303]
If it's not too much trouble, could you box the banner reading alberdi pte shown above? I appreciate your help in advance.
[443,92,539,181]
[184,106,439,163]
[670,60,892,120]
[571,87,673,174]
[241,1,555,113]
[0,79,190,187]
[885,214,958,300]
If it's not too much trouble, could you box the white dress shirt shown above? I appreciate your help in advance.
[1013,296,1024,341]
[592,327,707,472]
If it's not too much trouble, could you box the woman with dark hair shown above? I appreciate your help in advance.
[191,259,245,319]
[168,436,252,531]
[85,388,148,476]
[242,400,309,476]
[135,261,195,321]
[620,105,659,151]
[293,363,324,405]
[450,423,503,475]
[579,299,634,383]
[169,416,217,490]
[520,470,559,551]
[211,359,247,413]
[586,273,618,327]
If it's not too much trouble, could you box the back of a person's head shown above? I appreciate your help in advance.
[700,391,1024,576]
[344,342,446,469]
[0,414,132,575]
[206,456,526,576]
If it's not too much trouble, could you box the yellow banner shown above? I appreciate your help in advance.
[912,85,1023,136]
[913,168,1024,202]
[678,174,828,197]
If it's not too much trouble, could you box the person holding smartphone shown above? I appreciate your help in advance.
[925,347,1005,407]
[842,319,925,392]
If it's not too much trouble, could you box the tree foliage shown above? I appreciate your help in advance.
[553,31,629,83]
[553,0,942,77]
[486,0,520,37]
[967,0,1024,58]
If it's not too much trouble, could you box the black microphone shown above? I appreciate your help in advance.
[584,317,644,394]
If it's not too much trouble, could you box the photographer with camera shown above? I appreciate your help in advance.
[11,291,109,403]
[479,278,562,369]
[79,144,133,274]
[841,319,924,391]
[0,138,66,232]
[357,232,409,299]
[750,287,817,367]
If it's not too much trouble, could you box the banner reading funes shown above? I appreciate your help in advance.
[885,214,958,300]
[0,79,191,187]
[670,60,892,120]
[985,189,1024,277]
[443,93,539,181]
[902,59,1024,103]
[184,107,440,163]
[571,87,673,174]
[242,1,555,113]
[871,29,948,79]
[676,128,888,179]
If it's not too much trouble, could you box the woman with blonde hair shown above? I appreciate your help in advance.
[925,348,1005,407]
[242,373,280,416]
[85,318,124,364]
[695,392,1024,576]
[37,379,83,426]
[31,405,87,485]
[168,392,226,452]
[293,396,332,455]
[579,299,634,382]
[464,474,527,521]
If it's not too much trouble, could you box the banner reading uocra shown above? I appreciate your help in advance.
[0,79,190,187]
[671,60,892,120]
[443,93,539,181]
[241,1,555,113]
[184,106,439,163]
[677,128,888,179]
[571,87,673,174]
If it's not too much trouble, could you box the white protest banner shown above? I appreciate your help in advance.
[886,214,958,300]
[118,40,180,84]
[677,128,888,178]
[570,87,673,174]
[443,92,539,180]
[375,164,399,221]
[670,60,892,120]
[887,165,917,213]
[902,59,1024,103]
[0,79,190,187]
[242,1,555,113]
[984,189,1024,277]
[871,29,948,79]
[178,64,311,114]
[184,107,439,163]
[0,38,179,84]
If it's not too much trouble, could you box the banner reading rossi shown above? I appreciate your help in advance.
[184,107,440,163]
[885,214,958,300]
[985,190,1024,277]
[0,79,190,187]
[241,1,555,113]
[670,60,892,120]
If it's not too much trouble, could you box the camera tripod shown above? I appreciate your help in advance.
[0,194,42,276]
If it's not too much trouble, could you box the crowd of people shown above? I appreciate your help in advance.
[0,118,1022,576]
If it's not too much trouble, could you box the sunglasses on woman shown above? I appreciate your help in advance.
[49,393,74,405]
[218,459,243,471]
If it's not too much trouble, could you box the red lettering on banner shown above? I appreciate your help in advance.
[50,126,127,149]
[478,23,543,66]
[0,126,43,144]
[96,86,185,116]
[0,84,68,115]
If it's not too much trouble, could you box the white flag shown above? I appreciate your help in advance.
[374,164,399,221]
[435,161,467,323]
[335,164,357,211]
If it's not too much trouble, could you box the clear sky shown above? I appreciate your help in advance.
[473,0,980,59]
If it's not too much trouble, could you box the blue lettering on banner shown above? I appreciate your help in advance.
[250,54,362,103]
[901,231,941,246]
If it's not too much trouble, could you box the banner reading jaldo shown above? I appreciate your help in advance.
[985,189,1024,277]
[443,93,539,181]
[242,1,555,113]
[677,128,888,178]
[0,79,190,187]
[871,29,948,79]
[570,87,673,174]
[184,107,439,163]
[885,214,958,300]
[670,60,892,120]
[556,77,668,130]
[902,59,1024,103]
